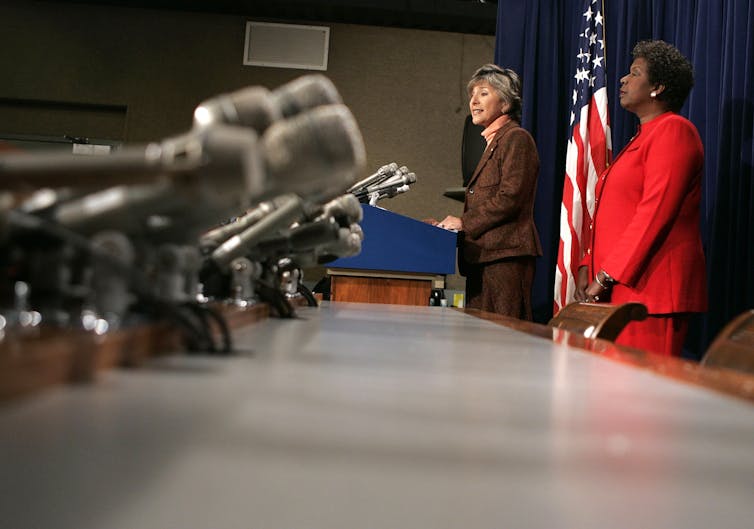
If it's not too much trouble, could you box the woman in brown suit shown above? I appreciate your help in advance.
[438,64,542,319]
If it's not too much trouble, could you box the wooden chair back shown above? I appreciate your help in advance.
[702,309,754,374]
[548,302,648,341]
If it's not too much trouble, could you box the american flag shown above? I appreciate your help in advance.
[553,0,612,313]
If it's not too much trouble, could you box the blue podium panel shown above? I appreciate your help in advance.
[329,205,457,275]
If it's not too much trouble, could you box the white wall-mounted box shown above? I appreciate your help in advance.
[243,21,330,71]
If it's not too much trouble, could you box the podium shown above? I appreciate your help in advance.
[327,205,457,306]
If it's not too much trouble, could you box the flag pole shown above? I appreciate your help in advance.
[553,0,613,313]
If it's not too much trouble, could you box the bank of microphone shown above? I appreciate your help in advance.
[352,166,417,204]
[204,192,362,269]
[252,216,362,263]
[347,162,399,193]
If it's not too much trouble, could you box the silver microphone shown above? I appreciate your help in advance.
[46,105,365,236]
[271,74,342,120]
[210,194,306,270]
[347,162,399,193]
[0,125,234,192]
[359,171,417,204]
[294,222,363,266]
[267,217,343,257]
[193,74,342,133]
[193,86,279,135]
[200,194,298,250]
[50,125,259,234]
[317,193,363,224]
[366,171,417,192]
[261,104,366,200]
[266,219,362,266]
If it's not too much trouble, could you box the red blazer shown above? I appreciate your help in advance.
[583,112,707,314]
[461,120,542,265]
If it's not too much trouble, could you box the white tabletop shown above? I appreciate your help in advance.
[1,302,752,528]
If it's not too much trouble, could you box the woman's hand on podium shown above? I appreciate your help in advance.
[437,215,462,231]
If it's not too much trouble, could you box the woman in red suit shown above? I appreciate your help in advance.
[575,40,707,356]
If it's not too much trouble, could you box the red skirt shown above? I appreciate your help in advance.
[615,313,691,356]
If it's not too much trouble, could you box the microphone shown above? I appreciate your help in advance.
[255,218,363,266]
[0,125,225,191]
[367,170,417,192]
[28,104,365,235]
[0,142,186,191]
[261,104,365,199]
[368,183,412,205]
[376,184,411,200]
[193,103,365,201]
[209,194,364,271]
[271,75,343,121]
[193,86,278,135]
[193,74,342,133]
[200,193,362,259]
[209,194,306,270]
[293,222,363,266]
[253,217,342,259]
[315,193,363,224]
[45,124,258,234]
[353,171,417,202]
[87,230,136,323]
[200,194,301,251]
[347,163,399,193]
[200,219,341,288]
[319,224,363,258]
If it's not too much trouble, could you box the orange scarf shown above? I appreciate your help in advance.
[481,114,511,145]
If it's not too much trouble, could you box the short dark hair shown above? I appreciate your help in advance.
[467,64,523,122]
[632,40,694,113]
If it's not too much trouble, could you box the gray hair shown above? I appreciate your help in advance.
[467,64,523,122]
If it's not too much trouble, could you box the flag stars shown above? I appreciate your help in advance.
[595,11,604,26]
[592,55,604,68]
[589,33,597,46]
[572,89,578,105]
[583,6,593,20]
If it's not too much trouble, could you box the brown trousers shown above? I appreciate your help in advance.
[465,256,536,320]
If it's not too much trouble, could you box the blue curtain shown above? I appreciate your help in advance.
[495,0,754,358]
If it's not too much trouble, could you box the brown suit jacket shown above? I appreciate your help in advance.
[461,120,542,266]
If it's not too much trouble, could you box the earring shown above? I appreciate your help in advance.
[650,91,657,98]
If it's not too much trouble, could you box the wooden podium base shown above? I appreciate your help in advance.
[327,269,445,306]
